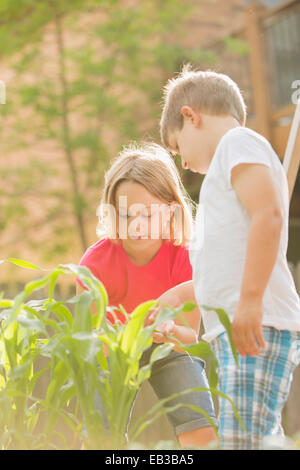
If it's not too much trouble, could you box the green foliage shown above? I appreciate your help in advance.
[0,0,197,261]
[0,2,253,264]
[201,305,240,367]
[223,37,249,57]
[294,432,300,449]
[0,258,244,449]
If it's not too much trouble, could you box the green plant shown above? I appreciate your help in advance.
[293,432,300,449]
[0,258,243,449]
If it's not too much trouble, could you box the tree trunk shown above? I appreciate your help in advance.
[50,0,88,252]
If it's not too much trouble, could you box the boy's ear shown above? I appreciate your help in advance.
[181,106,202,128]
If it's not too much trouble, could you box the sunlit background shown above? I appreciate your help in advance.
[1,0,300,444]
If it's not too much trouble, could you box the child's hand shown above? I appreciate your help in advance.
[144,288,182,327]
[152,320,176,343]
[232,298,266,357]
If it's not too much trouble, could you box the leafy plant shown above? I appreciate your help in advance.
[0,258,243,449]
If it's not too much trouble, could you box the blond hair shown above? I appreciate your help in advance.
[160,64,247,148]
[97,142,195,246]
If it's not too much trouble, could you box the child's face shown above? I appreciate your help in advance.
[168,109,213,174]
[115,181,175,246]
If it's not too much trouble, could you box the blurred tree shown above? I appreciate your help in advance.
[1,0,209,264]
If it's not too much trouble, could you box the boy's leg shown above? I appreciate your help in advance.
[211,327,300,450]
[146,349,218,448]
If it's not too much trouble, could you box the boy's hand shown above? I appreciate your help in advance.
[232,298,266,357]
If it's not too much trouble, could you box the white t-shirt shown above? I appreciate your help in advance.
[189,126,300,342]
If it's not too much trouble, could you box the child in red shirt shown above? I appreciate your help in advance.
[78,142,217,447]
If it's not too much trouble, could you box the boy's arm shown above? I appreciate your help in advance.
[231,163,283,357]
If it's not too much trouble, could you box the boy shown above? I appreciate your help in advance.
[152,65,300,449]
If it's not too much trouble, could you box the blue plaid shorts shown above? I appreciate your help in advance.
[211,326,300,450]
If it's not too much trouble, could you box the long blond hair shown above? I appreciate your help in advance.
[97,142,195,246]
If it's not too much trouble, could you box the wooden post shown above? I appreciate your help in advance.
[246,1,272,141]
[283,99,300,200]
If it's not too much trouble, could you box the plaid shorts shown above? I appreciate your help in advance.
[211,326,300,450]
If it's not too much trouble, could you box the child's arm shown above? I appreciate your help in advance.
[78,280,199,353]
[231,163,283,357]
[146,281,201,352]
[152,318,199,353]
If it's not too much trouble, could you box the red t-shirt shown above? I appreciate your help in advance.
[78,238,193,324]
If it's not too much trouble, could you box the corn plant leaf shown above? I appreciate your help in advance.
[0,299,13,308]
[152,306,176,328]
[92,281,108,330]
[135,364,152,386]
[129,327,153,360]
[17,315,47,335]
[64,263,108,330]
[183,341,212,358]
[24,275,50,298]
[7,258,44,271]
[120,300,156,354]
[24,306,59,334]
[27,402,41,435]
[73,291,93,334]
[5,292,25,327]
[130,385,244,441]
[180,301,197,313]
[8,359,33,381]
[3,322,19,368]
[46,360,70,405]
[149,343,173,364]
[132,402,218,442]
[25,299,48,311]
[58,382,76,408]
[171,339,219,388]
[48,269,63,299]
[50,303,73,328]
[28,363,51,395]
[201,305,239,366]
